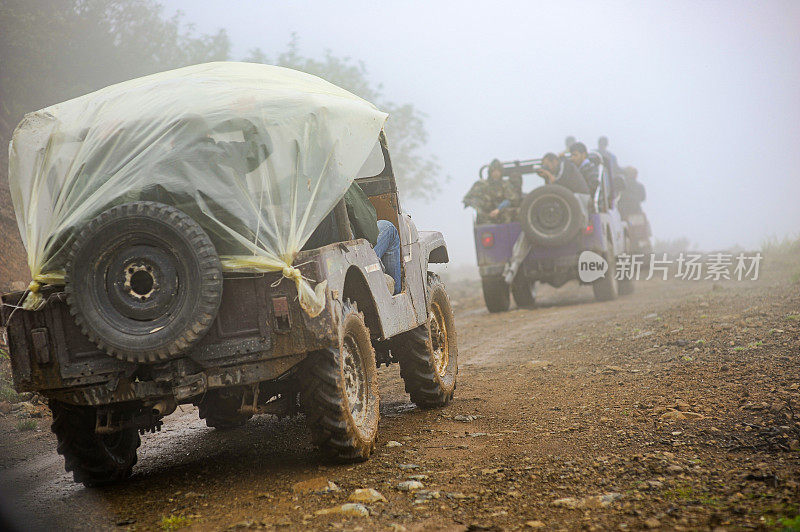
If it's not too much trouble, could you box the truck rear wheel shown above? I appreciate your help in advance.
[482,276,510,313]
[395,273,458,408]
[50,400,140,487]
[198,389,252,429]
[300,301,379,461]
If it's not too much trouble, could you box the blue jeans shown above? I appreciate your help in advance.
[374,219,401,294]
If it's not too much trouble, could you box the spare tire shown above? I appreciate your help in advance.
[65,202,223,363]
[519,184,586,247]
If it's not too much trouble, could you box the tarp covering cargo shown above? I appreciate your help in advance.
[8,62,388,315]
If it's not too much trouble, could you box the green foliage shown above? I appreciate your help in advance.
[0,385,19,403]
[761,234,800,256]
[16,418,37,431]
[247,34,442,200]
[160,515,191,530]
[0,341,15,398]
[778,514,800,531]
[0,0,230,138]
[0,6,441,202]
[664,484,721,507]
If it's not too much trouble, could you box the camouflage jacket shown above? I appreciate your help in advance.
[463,177,521,224]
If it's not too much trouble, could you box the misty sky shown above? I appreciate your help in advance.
[164,0,800,264]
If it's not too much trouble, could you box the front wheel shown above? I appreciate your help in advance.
[300,301,380,461]
[395,273,458,408]
[511,273,537,309]
[482,276,510,313]
[618,235,636,296]
[592,246,619,302]
[50,400,140,487]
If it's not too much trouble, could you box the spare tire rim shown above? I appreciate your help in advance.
[342,335,368,426]
[529,195,571,236]
[104,242,180,322]
[430,300,449,377]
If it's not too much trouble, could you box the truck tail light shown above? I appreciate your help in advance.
[481,232,494,248]
[583,224,594,235]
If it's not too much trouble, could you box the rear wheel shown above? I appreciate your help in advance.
[300,301,379,461]
[394,273,458,408]
[198,389,252,429]
[50,400,140,487]
[482,276,510,313]
[511,273,536,309]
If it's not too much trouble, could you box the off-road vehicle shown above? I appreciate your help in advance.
[1,63,458,486]
[473,153,634,312]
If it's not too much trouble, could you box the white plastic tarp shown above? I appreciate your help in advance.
[8,62,388,315]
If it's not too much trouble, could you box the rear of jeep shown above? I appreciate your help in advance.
[2,63,458,486]
[473,155,633,312]
[1,218,456,486]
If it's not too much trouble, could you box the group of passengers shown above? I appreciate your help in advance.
[463,136,646,222]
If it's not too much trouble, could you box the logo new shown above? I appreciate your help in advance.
[578,251,608,283]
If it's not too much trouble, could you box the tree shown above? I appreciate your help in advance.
[0,5,440,286]
[0,0,231,287]
[0,0,230,140]
[246,35,442,201]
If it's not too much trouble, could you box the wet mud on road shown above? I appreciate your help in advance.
[1,252,798,531]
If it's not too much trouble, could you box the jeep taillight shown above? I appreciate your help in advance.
[481,232,494,248]
[583,224,594,235]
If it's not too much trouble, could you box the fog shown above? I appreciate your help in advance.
[163,0,800,265]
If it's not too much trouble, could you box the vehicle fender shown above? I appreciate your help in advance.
[419,230,449,265]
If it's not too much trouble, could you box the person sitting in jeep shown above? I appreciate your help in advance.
[463,159,521,224]
[304,182,402,294]
[535,152,589,194]
[569,142,600,194]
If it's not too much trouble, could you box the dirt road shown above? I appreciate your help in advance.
[1,251,798,531]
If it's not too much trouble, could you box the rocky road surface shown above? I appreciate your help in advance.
[1,251,798,531]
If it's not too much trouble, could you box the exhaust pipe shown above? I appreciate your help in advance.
[151,399,176,417]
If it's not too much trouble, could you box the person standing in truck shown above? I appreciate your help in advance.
[618,166,646,217]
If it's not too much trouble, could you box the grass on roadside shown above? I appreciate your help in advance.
[160,515,191,530]
[761,234,800,256]
[16,419,36,431]
[0,342,21,404]
[0,385,20,403]
[664,484,722,508]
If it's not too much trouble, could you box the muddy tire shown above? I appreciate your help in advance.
[300,301,380,461]
[511,273,537,309]
[198,389,252,429]
[394,273,458,408]
[65,201,223,364]
[50,400,140,487]
[592,243,619,302]
[482,276,510,313]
